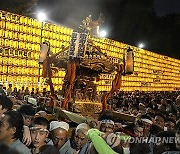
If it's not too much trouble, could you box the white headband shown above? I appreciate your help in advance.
[30,127,48,132]
[75,123,90,134]
[141,118,153,125]
[101,119,115,125]
[49,121,69,132]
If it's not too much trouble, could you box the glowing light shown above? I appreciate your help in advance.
[99,30,107,38]
[37,12,46,21]
[138,43,144,48]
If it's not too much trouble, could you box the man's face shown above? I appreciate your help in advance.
[139,104,145,111]
[74,131,88,150]
[0,114,14,142]
[158,105,166,112]
[161,99,167,105]
[22,114,34,126]
[30,124,48,148]
[165,121,175,131]
[51,128,67,149]
[155,116,165,128]
[134,127,143,137]
[100,123,114,133]
[169,114,176,121]
[146,108,152,114]
[143,122,151,133]
[0,105,7,117]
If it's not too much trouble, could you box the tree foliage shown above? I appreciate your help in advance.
[0,0,37,15]
[101,0,180,59]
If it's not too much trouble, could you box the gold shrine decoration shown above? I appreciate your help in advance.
[0,10,179,92]
[72,101,102,113]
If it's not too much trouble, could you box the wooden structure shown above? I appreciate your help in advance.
[40,15,133,113]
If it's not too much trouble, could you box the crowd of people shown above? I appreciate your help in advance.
[0,83,180,154]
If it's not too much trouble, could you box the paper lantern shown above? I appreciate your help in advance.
[124,47,134,74]
[39,42,49,64]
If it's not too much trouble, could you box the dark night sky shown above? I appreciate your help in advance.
[0,0,180,59]
[37,0,180,22]
[35,0,180,59]
[154,0,180,16]
[36,0,180,27]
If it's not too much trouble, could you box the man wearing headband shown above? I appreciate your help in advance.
[99,110,115,133]
[72,123,90,154]
[30,117,59,154]
[18,104,35,146]
[154,113,166,131]
[18,104,35,127]
[100,119,115,133]
[141,114,153,137]
[49,121,74,154]
[141,114,155,153]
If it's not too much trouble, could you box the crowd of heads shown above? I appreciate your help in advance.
[0,84,180,153]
